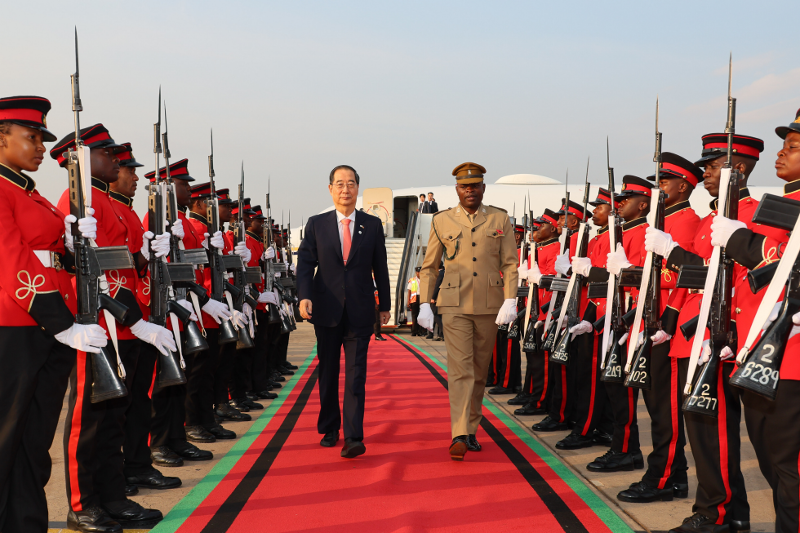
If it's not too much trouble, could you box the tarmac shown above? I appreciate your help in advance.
[45,323,776,532]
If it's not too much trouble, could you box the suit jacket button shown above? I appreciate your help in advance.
[473,272,477,277]
[472,242,476,247]
[471,228,476,232]
[473,257,476,261]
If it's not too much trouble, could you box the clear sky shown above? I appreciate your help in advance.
[3,1,798,221]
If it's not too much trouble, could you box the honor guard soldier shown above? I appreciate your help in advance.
[531,199,587,432]
[109,143,182,494]
[615,154,703,505]
[417,162,518,460]
[507,222,533,404]
[515,209,561,416]
[54,125,172,532]
[646,138,762,533]
[585,175,651,474]
[0,96,106,532]
[695,120,798,529]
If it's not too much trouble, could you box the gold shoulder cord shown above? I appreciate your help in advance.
[431,215,458,261]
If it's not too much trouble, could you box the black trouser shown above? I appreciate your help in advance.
[410,301,421,334]
[743,380,800,532]
[275,331,290,368]
[124,342,158,476]
[605,380,640,454]
[183,329,220,428]
[523,325,549,409]
[434,313,443,338]
[64,339,140,511]
[374,307,382,337]
[230,344,254,401]
[251,311,273,392]
[315,308,371,440]
[546,357,572,423]
[214,343,235,411]
[641,345,687,488]
[571,334,612,437]
[0,327,74,533]
[684,359,748,525]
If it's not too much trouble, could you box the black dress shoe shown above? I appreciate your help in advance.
[617,480,676,503]
[567,420,577,430]
[175,444,213,461]
[507,393,531,405]
[126,469,182,490]
[272,374,286,382]
[270,380,283,389]
[556,433,595,450]
[341,438,366,458]
[467,434,481,451]
[185,425,216,443]
[104,499,162,529]
[486,380,497,388]
[672,482,689,498]
[592,429,613,446]
[434,336,444,341]
[67,506,122,533]
[257,390,278,400]
[239,398,264,410]
[215,402,251,421]
[279,368,295,376]
[587,449,644,472]
[245,392,260,401]
[488,386,514,395]
[150,446,184,467]
[668,513,731,533]
[208,425,236,439]
[320,431,339,447]
[425,333,434,339]
[514,403,548,416]
[283,363,299,370]
[374,335,386,341]
[449,435,468,461]
[730,520,750,533]
[532,415,568,432]
[125,484,138,496]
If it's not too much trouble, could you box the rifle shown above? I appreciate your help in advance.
[203,131,239,345]
[507,196,527,340]
[551,158,592,364]
[542,171,572,352]
[261,183,285,324]
[231,164,259,348]
[683,57,741,416]
[67,30,134,403]
[276,213,298,331]
[286,210,303,322]
[622,99,666,391]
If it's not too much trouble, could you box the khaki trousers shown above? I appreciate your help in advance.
[442,313,498,438]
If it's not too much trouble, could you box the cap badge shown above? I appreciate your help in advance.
[41,114,47,127]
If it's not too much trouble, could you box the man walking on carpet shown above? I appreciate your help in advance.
[418,162,519,460]
[297,165,391,459]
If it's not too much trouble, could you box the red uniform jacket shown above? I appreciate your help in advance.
[109,191,148,320]
[535,237,560,320]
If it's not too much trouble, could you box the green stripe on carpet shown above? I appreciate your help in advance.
[395,335,634,533]
[151,346,318,533]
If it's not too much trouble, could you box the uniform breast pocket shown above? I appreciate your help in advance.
[437,270,460,307]
[441,229,462,259]
[485,229,502,253]
[487,271,504,308]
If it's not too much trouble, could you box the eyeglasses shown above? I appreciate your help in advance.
[332,182,358,191]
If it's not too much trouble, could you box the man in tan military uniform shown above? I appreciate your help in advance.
[418,162,519,460]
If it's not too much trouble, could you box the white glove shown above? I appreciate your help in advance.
[234,241,252,263]
[54,323,107,353]
[792,312,800,340]
[232,308,249,329]
[264,246,276,260]
[571,257,592,277]
[698,340,711,366]
[140,231,154,261]
[534,320,543,329]
[258,291,279,305]
[418,303,435,331]
[569,320,593,340]
[554,253,571,276]
[495,299,517,326]
[607,243,632,276]
[651,330,672,346]
[720,346,735,361]
[710,215,747,247]
[209,231,225,250]
[527,263,543,285]
[290,263,296,273]
[618,332,629,345]
[202,298,233,324]
[645,227,679,258]
[63,208,97,252]
[176,299,198,321]
[635,331,645,347]
[151,232,172,258]
[130,319,177,356]
[202,232,210,250]
[170,218,185,239]
[243,302,253,318]
[517,263,529,280]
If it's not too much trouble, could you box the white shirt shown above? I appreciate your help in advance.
[335,209,356,257]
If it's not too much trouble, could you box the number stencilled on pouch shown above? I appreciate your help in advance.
[739,361,780,390]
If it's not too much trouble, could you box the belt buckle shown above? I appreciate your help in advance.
[51,252,63,272]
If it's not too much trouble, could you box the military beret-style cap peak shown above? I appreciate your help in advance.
[452,162,486,184]
[776,109,800,140]
[0,95,56,142]
[655,152,704,186]
[51,123,124,167]
[695,133,765,165]
[617,175,653,198]
[117,142,144,168]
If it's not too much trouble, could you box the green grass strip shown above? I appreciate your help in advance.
[395,335,633,533]
[151,346,318,533]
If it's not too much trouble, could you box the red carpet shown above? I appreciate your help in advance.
[164,335,629,533]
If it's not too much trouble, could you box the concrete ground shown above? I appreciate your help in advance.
[44,324,776,532]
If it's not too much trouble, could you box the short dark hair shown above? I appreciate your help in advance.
[428,192,434,196]
[329,165,360,185]
[419,194,425,198]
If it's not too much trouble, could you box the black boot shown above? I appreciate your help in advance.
[555,433,594,450]
[668,513,731,533]
[507,393,531,406]
[586,449,644,472]
[514,402,547,416]
[67,506,122,533]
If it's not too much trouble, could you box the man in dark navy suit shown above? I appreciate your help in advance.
[297,165,391,458]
